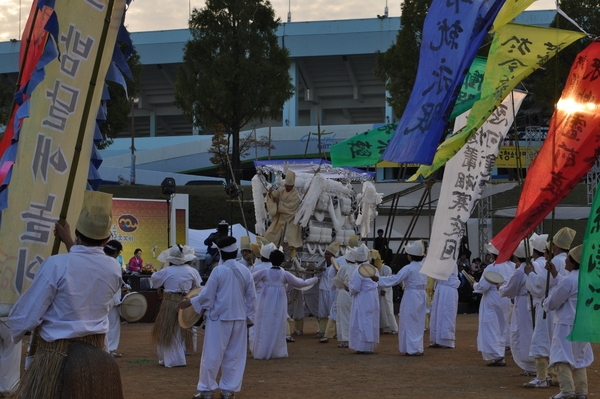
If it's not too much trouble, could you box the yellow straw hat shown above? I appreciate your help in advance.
[569,245,583,264]
[240,236,251,251]
[347,234,360,248]
[250,242,261,258]
[553,227,576,250]
[326,242,340,256]
[369,249,383,270]
[75,191,113,240]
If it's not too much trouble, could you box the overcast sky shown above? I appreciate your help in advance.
[1,0,556,42]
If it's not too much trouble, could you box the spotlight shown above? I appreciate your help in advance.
[161,178,176,196]
[223,182,241,199]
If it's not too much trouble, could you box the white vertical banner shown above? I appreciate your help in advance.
[421,90,527,280]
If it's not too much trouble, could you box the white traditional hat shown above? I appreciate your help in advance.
[285,170,296,186]
[354,244,370,263]
[260,242,278,259]
[325,242,340,256]
[405,240,424,257]
[514,239,532,259]
[157,245,188,265]
[344,247,357,263]
[75,191,113,240]
[181,245,196,262]
[485,242,499,255]
[529,233,549,253]
[569,245,583,264]
[553,227,576,250]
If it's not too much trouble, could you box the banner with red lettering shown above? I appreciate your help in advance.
[491,42,600,263]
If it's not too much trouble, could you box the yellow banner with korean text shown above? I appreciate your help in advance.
[0,0,127,315]
[408,24,585,182]
[494,145,541,168]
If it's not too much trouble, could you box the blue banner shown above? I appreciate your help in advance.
[382,0,507,166]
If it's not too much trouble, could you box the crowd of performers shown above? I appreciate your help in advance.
[0,191,594,399]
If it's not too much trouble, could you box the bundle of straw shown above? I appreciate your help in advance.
[9,334,123,399]
[151,292,192,349]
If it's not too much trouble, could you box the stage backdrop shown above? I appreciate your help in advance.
[112,194,188,268]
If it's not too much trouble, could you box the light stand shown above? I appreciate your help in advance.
[161,178,177,247]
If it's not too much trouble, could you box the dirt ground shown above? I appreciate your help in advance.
[79,314,600,399]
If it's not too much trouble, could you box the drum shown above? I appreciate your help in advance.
[358,263,377,278]
[178,287,205,329]
[120,292,148,322]
[483,271,504,285]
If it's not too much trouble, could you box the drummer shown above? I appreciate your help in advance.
[473,243,514,367]
[103,240,130,358]
[150,245,202,367]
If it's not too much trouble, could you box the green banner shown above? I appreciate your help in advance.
[450,56,486,120]
[330,123,397,167]
[569,183,600,343]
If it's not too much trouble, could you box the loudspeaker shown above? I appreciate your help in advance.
[161,178,176,196]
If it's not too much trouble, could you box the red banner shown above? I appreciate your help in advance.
[491,42,600,263]
[0,0,54,159]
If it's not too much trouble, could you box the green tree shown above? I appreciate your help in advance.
[174,0,294,183]
[208,128,274,178]
[374,0,432,119]
[97,46,142,149]
[529,0,599,123]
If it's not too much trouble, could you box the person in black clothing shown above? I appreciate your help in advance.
[374,229,392,264]
[203,221,229,275]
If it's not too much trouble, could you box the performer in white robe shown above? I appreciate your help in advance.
[473,243,513,366]
[334,244,368,348]
[348,264,380,353]
[249,243,276,349]
[428,265,460,348]
[151,245,202,367]
[178,237,256,399]
[8,191,124,399]
[103,240,127,358]
[251,250,318,359]
[543,245,593,399]
[0,317,21,397]
[499,240,536,374]
[303,275,321,336]
[373,240,427,356]
[317,242,340,340]
[371,250,398,334]
[524,229,574,388]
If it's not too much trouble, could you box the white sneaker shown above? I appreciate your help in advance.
[524,378,549,388]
